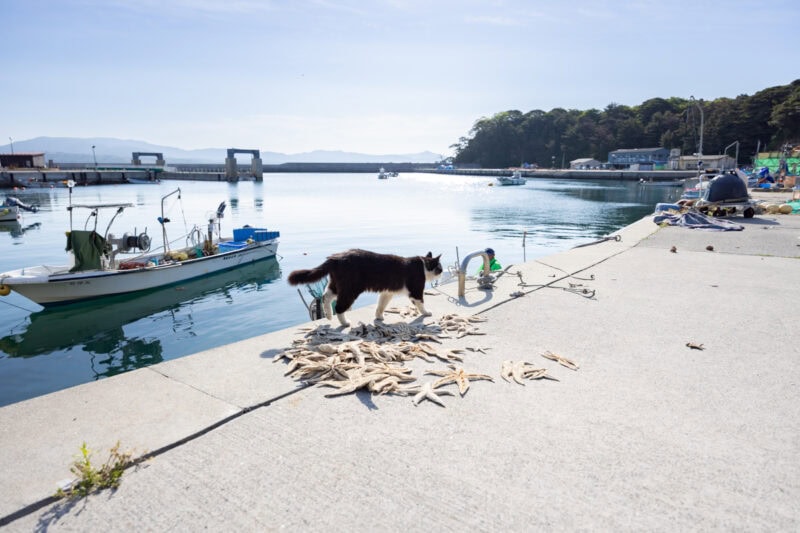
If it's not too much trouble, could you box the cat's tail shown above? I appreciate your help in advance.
[287,263,329,285]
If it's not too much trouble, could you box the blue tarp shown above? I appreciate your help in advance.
[653,211,744,231]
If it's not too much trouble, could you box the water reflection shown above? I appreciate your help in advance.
[0,221,41,239]
[471,180,677,246]
[0,257,281,370]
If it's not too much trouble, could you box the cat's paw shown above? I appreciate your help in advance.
[421,310,432,317]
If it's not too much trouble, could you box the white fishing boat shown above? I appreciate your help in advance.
[496,170,526,186]
[0,196,37,221]
[0,183,280,307]
[0,257,281,358]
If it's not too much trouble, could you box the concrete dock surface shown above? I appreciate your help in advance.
[1,191,798,531]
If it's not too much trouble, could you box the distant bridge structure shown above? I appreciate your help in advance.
[131,152,165,166]
[225,149,263,181]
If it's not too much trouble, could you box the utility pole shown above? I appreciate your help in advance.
[689,96,703,156]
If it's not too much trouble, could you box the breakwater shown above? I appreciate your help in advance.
[432,168,697,181]
[0,169,155,188]
[1,165,697,188]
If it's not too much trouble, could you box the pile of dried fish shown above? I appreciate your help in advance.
[272,314,492,405]
[272,312,578,406]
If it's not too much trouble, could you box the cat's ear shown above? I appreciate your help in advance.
[426,251,433,258]
[435,254,441,262]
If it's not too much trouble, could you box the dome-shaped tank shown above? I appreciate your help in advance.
[703,173,749,202]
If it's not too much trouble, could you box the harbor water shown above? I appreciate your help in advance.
[0,173,680,406]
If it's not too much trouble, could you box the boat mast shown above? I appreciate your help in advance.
[159,188,181,253]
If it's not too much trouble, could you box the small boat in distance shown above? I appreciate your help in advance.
[377,168,398,179]
[496,170,526,186]
[126,176,161,185]
[0,182,280,307]
[638,178,685,188]
[0,196,39,222]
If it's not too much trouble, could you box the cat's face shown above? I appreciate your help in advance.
[424,252,443,280]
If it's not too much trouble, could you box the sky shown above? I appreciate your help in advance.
[2,0,797,157]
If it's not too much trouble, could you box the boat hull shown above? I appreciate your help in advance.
[0,206,20,222]
[1,240,278,307]
[0,257,281,357]
[496,178,526,186]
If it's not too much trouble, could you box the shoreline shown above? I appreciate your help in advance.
[1,189,798,529]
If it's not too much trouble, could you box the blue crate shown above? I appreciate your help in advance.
[232,227,278,242]
[233,227,260,241]
[218,241,248,253]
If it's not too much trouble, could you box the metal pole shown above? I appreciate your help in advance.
[724,141,739,170]
[690,96,704,156]
[522,231,527,262]
[8,137,13,154]
[755,140,760,167]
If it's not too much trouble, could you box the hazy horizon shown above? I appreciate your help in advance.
[3,1,797,157]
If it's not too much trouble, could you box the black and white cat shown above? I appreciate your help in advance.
[288,249,443,327]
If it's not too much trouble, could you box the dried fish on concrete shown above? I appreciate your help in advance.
[501,360,560,385]
[540,351,580,371]
[425,364,494,395]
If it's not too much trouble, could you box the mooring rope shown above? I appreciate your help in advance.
[571,234,621,249]
[0,297,39,314]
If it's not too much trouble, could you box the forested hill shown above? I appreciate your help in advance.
[452,79,800,168]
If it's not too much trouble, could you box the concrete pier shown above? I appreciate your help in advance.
[0,169,154,188]
[0,190,798,530]
[432,167,699,180]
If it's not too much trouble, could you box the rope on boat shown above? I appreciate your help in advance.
[187,226,203,248]
[0,296,40,314]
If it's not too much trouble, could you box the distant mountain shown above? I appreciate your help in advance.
[0,137,441,164]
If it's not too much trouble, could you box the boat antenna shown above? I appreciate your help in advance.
[103,205,126,240]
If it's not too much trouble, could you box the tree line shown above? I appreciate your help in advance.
[451,79,800,168]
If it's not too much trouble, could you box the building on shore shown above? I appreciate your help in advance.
[569,158,602,170]
[608,148,670,169]
[677,154,735,171]
[0,152,46,169]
